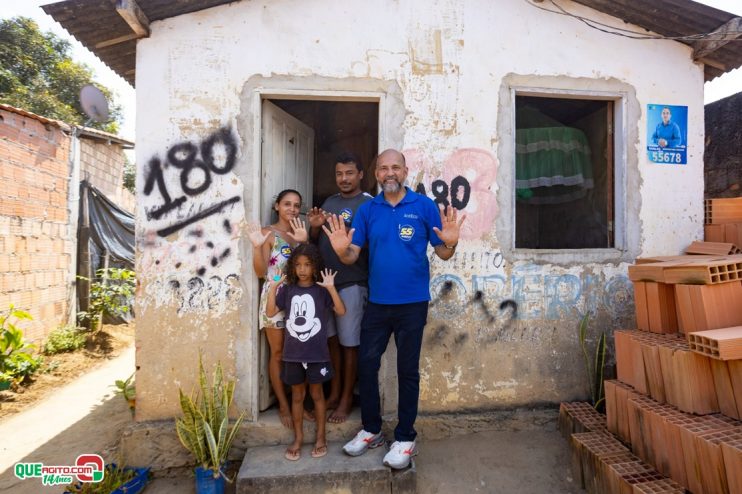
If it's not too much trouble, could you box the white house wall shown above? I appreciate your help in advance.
[134,0,704,420]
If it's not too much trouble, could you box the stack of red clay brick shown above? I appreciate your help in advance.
[561,236,742,493]
[705,197,742,248]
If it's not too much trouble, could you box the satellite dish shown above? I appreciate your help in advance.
[79,84,110,123]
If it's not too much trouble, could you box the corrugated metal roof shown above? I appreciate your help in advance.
[572,0,742,81]
[42,0,741,85]
[42,0,236,86]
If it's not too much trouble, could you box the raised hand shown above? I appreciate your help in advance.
[317,269,337,288]
[307,207,329,228]
[322,214,354,255]
[432,205,466,246]
[269,273,286,290]
[285,217,308,243]
[246,222,271,247]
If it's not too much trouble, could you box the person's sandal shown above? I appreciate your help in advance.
[285,446,301,461]
[311,444,328,458]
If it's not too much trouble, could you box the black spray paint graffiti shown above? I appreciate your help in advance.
[143,127,240,237]
[415,175,471,209]
[166,274,241,314]
[142,127,242,279]
[429,279,518,345]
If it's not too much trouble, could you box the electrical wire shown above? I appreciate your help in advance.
[525,0,742,42]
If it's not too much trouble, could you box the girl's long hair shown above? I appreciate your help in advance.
[284,243,324,285]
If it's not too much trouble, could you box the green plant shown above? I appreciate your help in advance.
[578,312,607,411]
[43,324,87,354]
[43,359,61,373]
[64,462,141,493]
[176,355,245,480]
[114,372,136,415]
[77,267,136,327]
[1,305,42,389]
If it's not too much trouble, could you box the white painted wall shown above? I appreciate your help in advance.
[134,0,705,418]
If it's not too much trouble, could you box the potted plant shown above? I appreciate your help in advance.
[64,462,150,493]
[176,355,245,494]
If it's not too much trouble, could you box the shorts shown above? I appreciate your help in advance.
[334,284,367,347]
[281,361,334,385]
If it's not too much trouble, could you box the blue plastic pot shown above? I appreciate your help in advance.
[195,466,225,494]
[112,467,150,494]
[63,465,149,494]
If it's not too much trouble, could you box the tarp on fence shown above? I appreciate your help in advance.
[77,180,135,323]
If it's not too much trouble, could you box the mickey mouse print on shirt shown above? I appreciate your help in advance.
[286,293,321,342]
[275,284,333,363]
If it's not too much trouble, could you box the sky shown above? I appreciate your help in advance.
[1,0,741,144]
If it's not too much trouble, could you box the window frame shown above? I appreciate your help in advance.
[508,85,629,261]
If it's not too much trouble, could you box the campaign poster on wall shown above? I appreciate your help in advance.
[647,104,688,164]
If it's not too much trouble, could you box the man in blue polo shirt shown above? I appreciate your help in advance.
[652,106,682,148]
[323,148,465,469]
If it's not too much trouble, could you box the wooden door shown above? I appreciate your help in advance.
[258,99,314,411]
[260,100,314,222]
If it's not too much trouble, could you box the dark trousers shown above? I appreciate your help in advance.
[358,301,429,442]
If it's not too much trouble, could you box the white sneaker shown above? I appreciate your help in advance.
[343,429,385,457]
[383,440,417,469]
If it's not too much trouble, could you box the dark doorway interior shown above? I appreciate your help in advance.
[514,95,614,249]
[270,99,379,206]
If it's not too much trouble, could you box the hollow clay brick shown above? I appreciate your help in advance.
[631,477,685,493]
[694,427,742,494]
[615,330,637,387]
[721,432,742,494]
[634,281,650,332]
[708,359,740,420]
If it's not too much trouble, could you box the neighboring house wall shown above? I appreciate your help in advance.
[80,137,135,212]
[0,107,73,342]
[134,0,705,420]
[705,92,742,199]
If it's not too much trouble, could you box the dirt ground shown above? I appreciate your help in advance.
[0,323,135,419]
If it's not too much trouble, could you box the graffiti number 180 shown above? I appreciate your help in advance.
[415,176,471,210]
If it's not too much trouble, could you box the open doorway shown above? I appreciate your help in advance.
[270,99,379,207]
[257,97,379,413]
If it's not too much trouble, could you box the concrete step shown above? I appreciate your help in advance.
[236,441,415,493]
[120,407,559,472]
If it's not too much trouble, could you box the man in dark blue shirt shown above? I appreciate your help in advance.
[652,107,682,148]
[309,152,373,424]
[323,148,465,469]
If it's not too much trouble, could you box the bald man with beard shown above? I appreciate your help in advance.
[323,149,466,469]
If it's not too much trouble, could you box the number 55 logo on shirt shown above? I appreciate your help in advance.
[399,225,415,241]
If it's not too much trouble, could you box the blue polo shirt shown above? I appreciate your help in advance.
[652,121,682,147]
[351,187,443,304]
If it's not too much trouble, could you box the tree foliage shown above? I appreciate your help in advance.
[123,154,136,194]
[0,16,122,133]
